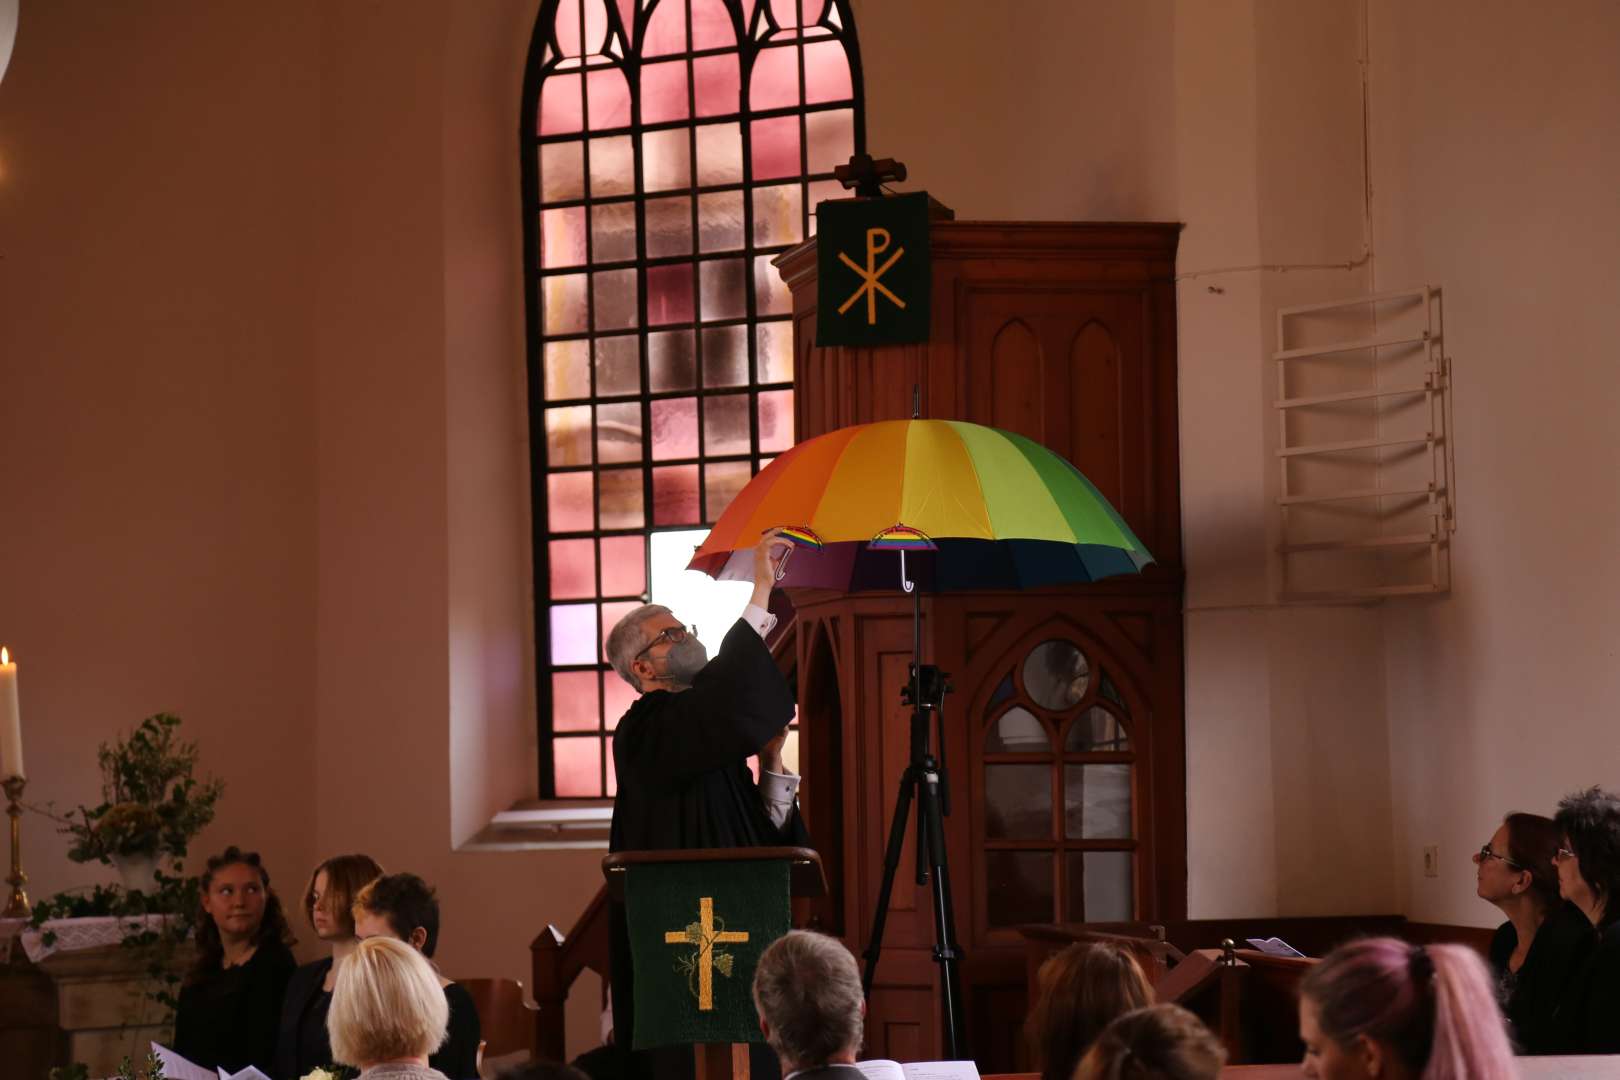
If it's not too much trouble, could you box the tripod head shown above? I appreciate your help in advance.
[902,663,951,711]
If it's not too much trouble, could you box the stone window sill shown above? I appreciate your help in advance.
[459,799,613,852]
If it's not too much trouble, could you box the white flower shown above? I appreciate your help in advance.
[301,1070,339,1080]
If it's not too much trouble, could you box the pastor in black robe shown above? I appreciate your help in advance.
[604,616,811,1080]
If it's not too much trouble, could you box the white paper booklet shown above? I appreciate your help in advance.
[1245,936,1307,958]
[854,1060,981,1080]
[150,1043,273,1080]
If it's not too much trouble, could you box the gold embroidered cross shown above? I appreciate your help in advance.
[836,226,907,325]
[664,895,749,1010]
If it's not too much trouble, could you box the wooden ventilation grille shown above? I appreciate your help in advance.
[1274,286,1454,602]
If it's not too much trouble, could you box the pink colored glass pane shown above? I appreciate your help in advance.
[601,600,641,655]
[705,460,753,521]
[592,268,639,331]
[645,196,694,257]
[586,67,631,128]
[751,183,802,246]
[591,200,638,262]
[550,603,599,666]
[555,0,583,55]
[543,273,588,334]
[653,465,701,525]
[754,254,792,315]
[699,258,746,321]
[693,54,740,117]
[540,73,583,135]
[549,538,597,599]
[546,404,593,466]
[545,339,591,400]
[806,178,842,235]
[595,401,643,463]
[758,389,795,452]
[548,471,595,532]
[750,116,800,180]
[598,468,644,529]
[541,206,587,268]
[749,46,800,111]
[695,123,743,185]
[647,263,696,325]
[805,109,852,174]
[703,325,749,387]
[595,335,640,396]
[703,393,752,456]
[649,330,696,391]
[540,142,584,201]
[552,737,602,797]
[697,191,745,252]
[600,535,647,597]
[691,0,737,50]
[643,0,687,55]
[551,671,601,732]
[642,128,691,192]
[756,320,793,383]
[588,136,635,196]
[604,674,636,730]
[614,0,636,36]
[583,0,610,54]
[769,0,801,28]
[606,749,618,796]
[740,0,760,26]
[651,397,699,460]
[803,39,852,103]
[640,61,690,125]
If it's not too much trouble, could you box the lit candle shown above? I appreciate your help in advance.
[0,647,22,781]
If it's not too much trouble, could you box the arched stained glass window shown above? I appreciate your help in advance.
[522,0,865,798]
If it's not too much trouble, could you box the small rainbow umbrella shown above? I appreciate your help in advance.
[688,419,1153,591]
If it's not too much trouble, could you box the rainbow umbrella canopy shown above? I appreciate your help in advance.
[688,419,1153,591]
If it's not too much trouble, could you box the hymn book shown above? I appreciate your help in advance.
[854,1059,981,1080]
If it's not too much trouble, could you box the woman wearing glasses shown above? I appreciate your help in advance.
[1548,786,1620,1053]
[1472,812,1586,1053]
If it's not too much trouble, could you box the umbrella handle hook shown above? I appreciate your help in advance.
[900,549,915,594]
[773,543,794,582]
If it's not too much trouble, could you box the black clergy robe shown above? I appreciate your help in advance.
[604,616,810,1080]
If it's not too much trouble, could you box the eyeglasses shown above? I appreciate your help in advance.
[1477,843,1525,871]
[1554,846,1578,863]
[635,624,697,661]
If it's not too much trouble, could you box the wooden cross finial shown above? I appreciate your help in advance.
[834,153,907,197]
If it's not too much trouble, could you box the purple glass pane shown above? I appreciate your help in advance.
[703,393,752,456]
[703,325,749,387]
[588,135,634,197]
[693,54,740,117]
[540,73,583,135]
[595,401,643,464]
[649,330,697,391]
[643,0,687,55]
[750,116,800,181]
[599,535,647,597]
[591,200,638,262]
[691,0,737,50]
[647,263,696,325]
[545,339,591,400]
[753,254,792,315]
[552,736,602,797]
[705,460,753,522]
[695,123,743,186]
[541,205,587,268]
[598,468,644,529]
[805,109,852,175]
[586,67,631,128]
[548,471,594,532]
[756,320,793,383]
[652,465,701,525]
[751,183,802,246]
[540,142,585,202]
[645,196,694,257]
[549,538,597,600]
[749,45,800,111]
[697,191,745,253]
[592,268,639,331]
[758,388,794,452]
[546,404,593,466]
[640,60,690,125]
[803,39,852,104]
[550,603,599,666]
[551,671,600,733]
[642,128,690,192]
[699,258,747,321]
[651,397,699,460]
[542,273,588,334]
[595,335,640,396]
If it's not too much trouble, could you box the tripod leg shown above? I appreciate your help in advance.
[916,760,967,1060]
[862,765,917,996]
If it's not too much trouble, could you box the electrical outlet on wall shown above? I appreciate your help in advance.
[1423,845,1440,878]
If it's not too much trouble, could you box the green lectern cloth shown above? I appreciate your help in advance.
[815,191,931,347]
[624,859,791,1049]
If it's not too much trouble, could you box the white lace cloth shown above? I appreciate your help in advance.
[0,913,179,963]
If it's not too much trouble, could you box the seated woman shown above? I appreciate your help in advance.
[328,935,451,1080]
[274,853,384,1080]
[1550,785,1620,1053]
[1024,941,1154,1080]
[352,873,481,1080]
[173,847,298,1073]
[1073,1004,1225,1080]
[1298,937,1513,1080]
[1474,810,1588,1052]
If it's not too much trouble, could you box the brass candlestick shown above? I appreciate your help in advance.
[3,775,29,918]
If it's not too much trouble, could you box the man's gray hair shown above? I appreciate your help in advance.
[605,604,673,691]
[751,930,864,1070]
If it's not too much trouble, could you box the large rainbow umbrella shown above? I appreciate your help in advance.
[688,419,1153,591]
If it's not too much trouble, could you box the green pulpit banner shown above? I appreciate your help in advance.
[815,191,932,347]
[624,859,791,1049]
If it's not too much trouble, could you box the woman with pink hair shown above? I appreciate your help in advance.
[1297,937,1514,1080]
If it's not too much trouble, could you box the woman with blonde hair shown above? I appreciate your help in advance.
[1298,937,1514,1080]
[1073,1004,1226,1080]
[328,935,451,1079]
[1024,941,1154,1080]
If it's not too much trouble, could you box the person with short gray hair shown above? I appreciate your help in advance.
[752,931,866,1080]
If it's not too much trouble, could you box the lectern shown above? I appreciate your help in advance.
[604,847,826,1080]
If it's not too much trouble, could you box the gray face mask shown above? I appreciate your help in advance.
[660,635,709,687]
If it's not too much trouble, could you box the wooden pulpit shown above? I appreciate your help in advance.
[604,847,826,1080]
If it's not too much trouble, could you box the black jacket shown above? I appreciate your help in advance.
[274,957,335,1080]
[1488,901,1590,1054]
[174,940,297,1074]
[1548,916,1620,1053]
